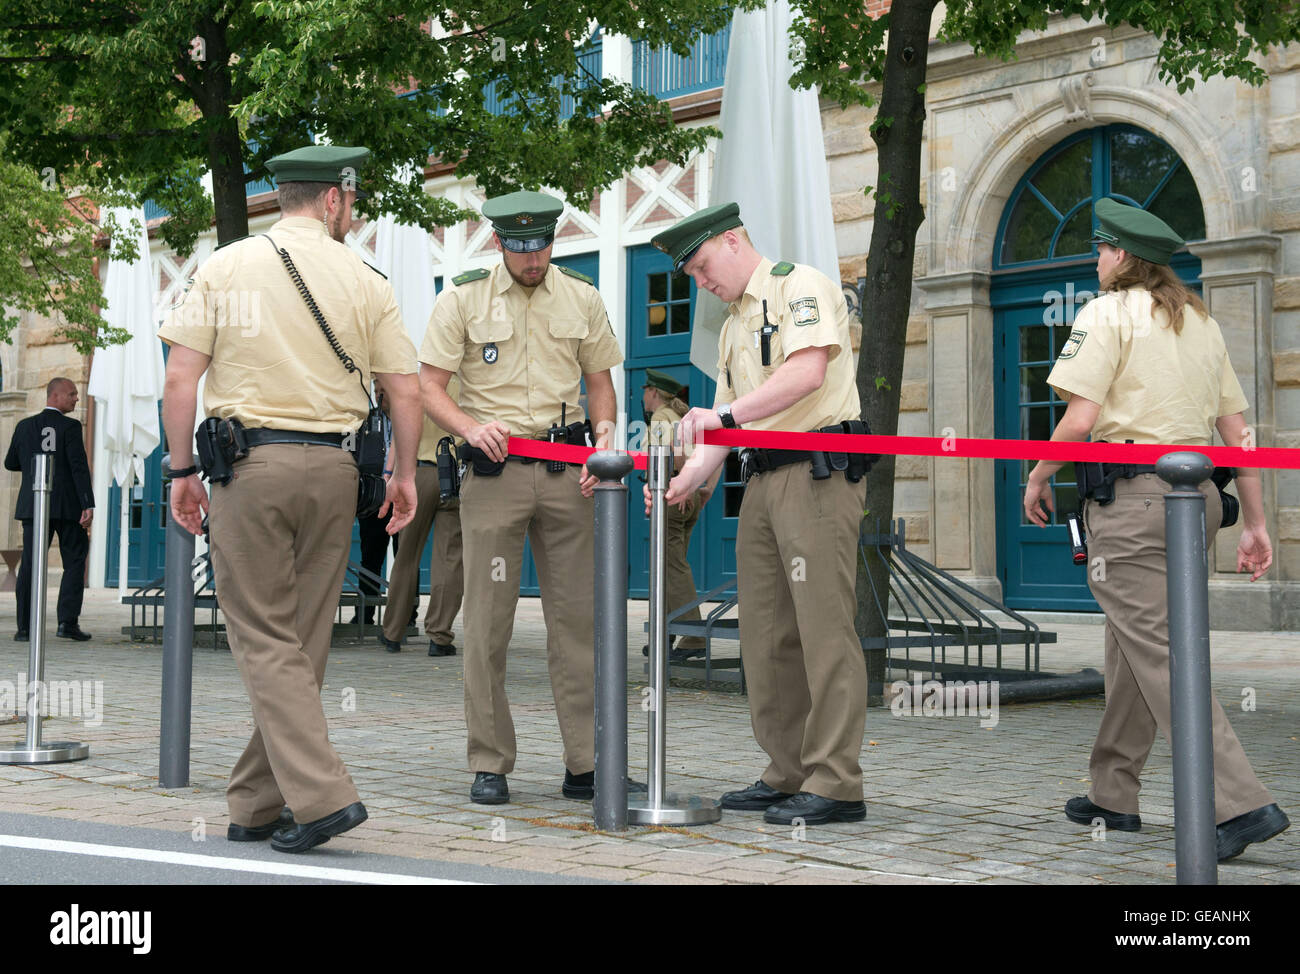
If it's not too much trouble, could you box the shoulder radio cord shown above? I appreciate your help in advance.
[262,233,373,408]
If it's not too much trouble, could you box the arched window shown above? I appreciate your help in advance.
[996,124,1206,268]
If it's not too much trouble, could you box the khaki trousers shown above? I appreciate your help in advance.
[382,466,464,646]
[459,462,595,775]
[665,491,705,649]
[1083,473,1274,823]
[736,465,867,801]
[209,444,361,826]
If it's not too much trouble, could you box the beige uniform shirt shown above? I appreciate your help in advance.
[650,396,689,468]
[1048,288,1248,445]
[420,263,622,438]
[713,258,861,430]
[416,377,460,463]
[158,217,416,432]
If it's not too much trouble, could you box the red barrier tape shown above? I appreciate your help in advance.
[505,432,1300,470]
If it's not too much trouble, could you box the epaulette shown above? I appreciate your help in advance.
[770,261,795,276]
[452,267,491,286]
[214,234,249,251]
[558,265,595,286]
[366,262,388,280]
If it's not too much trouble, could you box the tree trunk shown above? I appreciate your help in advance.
[193,14,248,246]
[855,0,936,705]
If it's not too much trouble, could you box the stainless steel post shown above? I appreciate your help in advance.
[588,450,634,830]
[628,442,721,826]
[1157,451,1217,886]
[159,455,196,788]
[1,453,89,763]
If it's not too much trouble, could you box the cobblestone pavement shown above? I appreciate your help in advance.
[1,588,1295,885]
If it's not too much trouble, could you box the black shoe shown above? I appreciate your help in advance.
[563,769,595,801]
[227,806,295,842]
[270,801,367,853]
[764,792,866,825]
[720,780,795,811]
[379,635,401,653]
[428,641,456,657]
[1065,796,1141,832]
[471,772,509,805]
[409,607,419,627]
[56,624,91,641]
[669,645,706,663]
[641,636,677,657]
[14,630,27,641]
[1217,803,1290,861]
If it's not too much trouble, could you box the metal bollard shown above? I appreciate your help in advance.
[159,455,195,788]
[1157,451,1217,886]
[588,449,634,830]
[628,442,721,826]
[0,454,89,764]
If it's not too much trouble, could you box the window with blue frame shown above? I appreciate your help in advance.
[997,125,1205,268]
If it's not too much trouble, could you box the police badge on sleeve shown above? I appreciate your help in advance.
[1058,328,1087,360]
[789,297,819,326]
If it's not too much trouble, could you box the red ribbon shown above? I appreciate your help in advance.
[505,431,1300,471]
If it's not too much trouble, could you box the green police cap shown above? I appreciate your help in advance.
[482,191,564,253]
[1090,197,1183,265]
[650,202,744,272]
[266,144,371,199]
[643,368,685,398]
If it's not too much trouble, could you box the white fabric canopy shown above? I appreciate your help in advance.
[87,206,166,488]
[372,215,438,348]
[689,0,840,377]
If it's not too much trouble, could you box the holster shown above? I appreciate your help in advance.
[195,417,248,486]
[1211,466,1239,529]
[437,436,461,500]
[457,443,506,477]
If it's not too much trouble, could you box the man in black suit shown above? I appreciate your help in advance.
[5,377,95,641]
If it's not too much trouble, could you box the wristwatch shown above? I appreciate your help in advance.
[717,403,738,429]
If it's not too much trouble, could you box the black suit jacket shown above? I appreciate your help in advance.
[4,409,95,522]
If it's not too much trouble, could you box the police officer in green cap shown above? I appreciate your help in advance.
[649,202,871,827]
[420,190,623,805]
[640,368,720,662]
[160,143,421,852]
[1025,196,1288,860]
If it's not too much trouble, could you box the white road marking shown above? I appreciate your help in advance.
[0,835,479,885]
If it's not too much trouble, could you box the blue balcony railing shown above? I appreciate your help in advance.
[632,22,730,100]
[483,35,603,119]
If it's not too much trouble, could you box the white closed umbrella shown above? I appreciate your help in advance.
[373,215,438,349]
[88,206,166,598]
[690,0,840,377]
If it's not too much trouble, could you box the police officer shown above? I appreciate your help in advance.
[160,144,421,853]
[378,401,465,657]
[420,190,622,805]
[640,369,718,662]
[1024,197,1289,861]
[650,202,869,826]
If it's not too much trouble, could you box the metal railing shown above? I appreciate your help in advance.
[632,23,730,100]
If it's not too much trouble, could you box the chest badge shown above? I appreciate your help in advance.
[483,343,499,364]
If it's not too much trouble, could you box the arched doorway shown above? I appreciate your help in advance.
[991,123,1207,610]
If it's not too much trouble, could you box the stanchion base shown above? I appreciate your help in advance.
[628,793,722,826]
[0,741,90,764]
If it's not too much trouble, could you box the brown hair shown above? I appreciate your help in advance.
[1103,256,1206,335]
[276,180,333,213]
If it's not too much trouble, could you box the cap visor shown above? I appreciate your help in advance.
[500,234,554,253]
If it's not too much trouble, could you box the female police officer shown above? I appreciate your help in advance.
[1022,198,1288,862]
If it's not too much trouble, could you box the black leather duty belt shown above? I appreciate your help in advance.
[244,429,348,448]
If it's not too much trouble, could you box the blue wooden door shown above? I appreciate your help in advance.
[992,124,1207,609]
[105,348,168,587]
[624,245,738,599]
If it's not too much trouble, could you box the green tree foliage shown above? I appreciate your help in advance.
[0,144,134,351]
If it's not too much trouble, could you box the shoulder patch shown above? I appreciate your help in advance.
[558,265,594,286]
[214,234,249,251]
[770,261,795,276]
[366,263,388,280]
[789,296,820,326]
[1058,328,1087,360]
[452,268,491,286]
